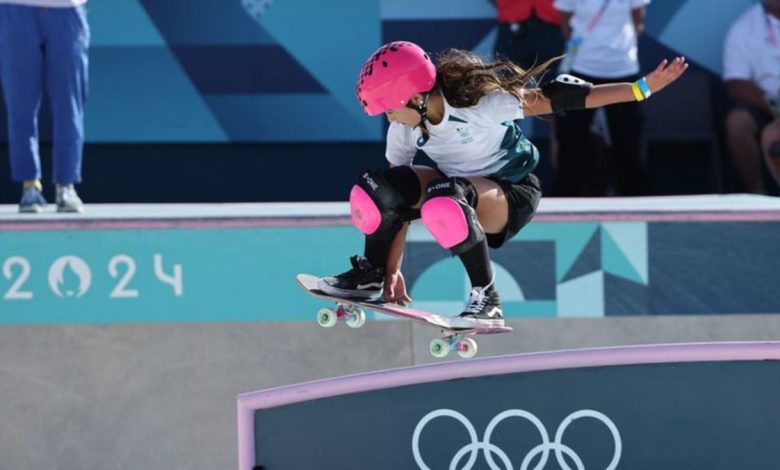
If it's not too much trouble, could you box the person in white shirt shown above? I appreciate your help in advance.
[553,0,650,196]
[723,0,780,194]
[317,41,686,324]
[0,0,88,213]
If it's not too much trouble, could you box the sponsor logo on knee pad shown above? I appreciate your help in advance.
[361,172,380,191]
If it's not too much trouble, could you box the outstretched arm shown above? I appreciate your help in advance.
[586,57,688,107]
[523,57,689,116]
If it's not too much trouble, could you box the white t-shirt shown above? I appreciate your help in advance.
[554,0,650,78]
[386,91,538,183]
[0,0,86,6]
[723,3,780,97]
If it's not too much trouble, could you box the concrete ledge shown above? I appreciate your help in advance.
[1,194,779,230]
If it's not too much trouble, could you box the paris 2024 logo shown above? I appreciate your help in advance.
[48,256,92,298]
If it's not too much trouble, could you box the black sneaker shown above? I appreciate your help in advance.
[318,255,385,301]
[457,286,504,326]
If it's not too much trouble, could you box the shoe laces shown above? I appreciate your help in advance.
[350,255,372,271]
[463,275,496,315]
[337,255,373,279]
[464,286,490,314]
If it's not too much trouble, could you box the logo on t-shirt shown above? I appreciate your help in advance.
[456,127,474,144]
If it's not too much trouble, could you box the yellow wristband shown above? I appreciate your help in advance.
[631,82,645,101]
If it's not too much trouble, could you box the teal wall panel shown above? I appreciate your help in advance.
[2,217,778,323]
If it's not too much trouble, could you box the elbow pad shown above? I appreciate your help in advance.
[541,74,593,114]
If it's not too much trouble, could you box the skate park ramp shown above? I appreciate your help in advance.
[239,342,780,470]
[2,196,780,470]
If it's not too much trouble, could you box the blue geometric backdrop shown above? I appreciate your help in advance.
[1,0,756,142]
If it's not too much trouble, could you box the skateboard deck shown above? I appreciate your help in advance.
[297,273,512,358]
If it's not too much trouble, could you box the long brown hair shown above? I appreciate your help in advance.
[434,49,558,108]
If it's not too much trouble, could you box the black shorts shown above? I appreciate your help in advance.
[486,173,542,248]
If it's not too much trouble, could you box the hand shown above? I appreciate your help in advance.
[384,270,412,306]
[644,56,688,95]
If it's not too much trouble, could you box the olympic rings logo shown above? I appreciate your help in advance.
[412,409,621,470]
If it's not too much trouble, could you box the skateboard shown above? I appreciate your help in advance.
[297,273,512,359]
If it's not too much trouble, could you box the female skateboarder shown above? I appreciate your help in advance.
[318,41,687,325]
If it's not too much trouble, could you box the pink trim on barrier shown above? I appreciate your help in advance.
[349,185,381,235]
[421,197,468,248]
[2,209,780,233]
[0,217,353,231]
[236,341,780,470]
[533,211,780,222]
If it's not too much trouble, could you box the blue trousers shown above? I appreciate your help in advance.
[0,4,89,184]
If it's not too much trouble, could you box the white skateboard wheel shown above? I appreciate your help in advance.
[457,337,478,359]
[346,308,366,328]
[316,308,338,328]
[429,338,450,358]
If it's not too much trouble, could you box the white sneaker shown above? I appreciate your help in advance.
[56,185,84,213]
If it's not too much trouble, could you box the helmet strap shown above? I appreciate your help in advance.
[406,91,431,128]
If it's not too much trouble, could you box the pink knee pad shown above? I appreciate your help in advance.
[421,197,469,249]
[350,185,382,235]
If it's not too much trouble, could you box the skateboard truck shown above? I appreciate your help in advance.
[317,301,479,359]
[317,302,367,329]
[429,334,478,359]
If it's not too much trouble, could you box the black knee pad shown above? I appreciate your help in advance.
[382,166,422,206]
[420,177,485,254]
[350,167,420,239]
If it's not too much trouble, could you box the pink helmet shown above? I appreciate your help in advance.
[356,41,436,116]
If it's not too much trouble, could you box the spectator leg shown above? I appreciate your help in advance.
[554,108,595,196]
[726,109,765,193]
[760,118,780,190]
[0,5,44,182]
[42,6,89,185]
[606,100,650,196]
